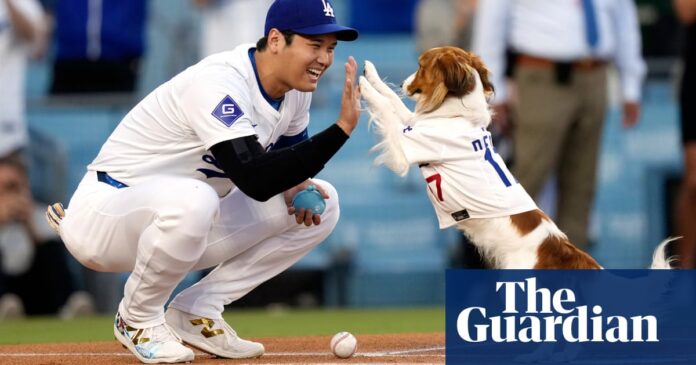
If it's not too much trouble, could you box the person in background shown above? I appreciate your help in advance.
[473,0,646,252]
[674,0,696,268]
[0,156,94,320]
[48,0,146,94]
[415,0,477,54]
[193,0,274,58]
[0,0,47,160]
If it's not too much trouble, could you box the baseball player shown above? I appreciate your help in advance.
[46,0,359,363]
[0,0,46,158]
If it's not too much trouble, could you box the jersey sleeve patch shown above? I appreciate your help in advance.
[212,95,245,127]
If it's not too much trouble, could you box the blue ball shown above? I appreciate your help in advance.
[292,185,326,215]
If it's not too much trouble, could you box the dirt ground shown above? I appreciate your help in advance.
[0,332,444,365]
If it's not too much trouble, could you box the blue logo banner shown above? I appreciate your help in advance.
[212,95,244,127]
[446,270,696,364]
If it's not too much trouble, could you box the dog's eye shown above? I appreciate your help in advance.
[413,88,422,94]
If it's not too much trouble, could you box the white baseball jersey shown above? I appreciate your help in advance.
[89,43,311,196]
[0,0,44,156]
[400,117,537,228]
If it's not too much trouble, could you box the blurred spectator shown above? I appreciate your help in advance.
[473,0,646,251]
[674,0,696,268]
[48,0,146,94]
[193,0,273,58]
[415,0,477,53]
[140,0,200,93]
[0,0,47,159]
[0,156,94,319]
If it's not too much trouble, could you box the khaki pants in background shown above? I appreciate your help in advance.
[511,65,608,251]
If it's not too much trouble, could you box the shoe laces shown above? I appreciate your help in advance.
[219,320,238,337]
[147,323,184,344]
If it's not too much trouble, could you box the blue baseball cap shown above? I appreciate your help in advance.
[264,0,359,41]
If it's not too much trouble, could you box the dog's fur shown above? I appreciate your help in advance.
[359,46,673,269]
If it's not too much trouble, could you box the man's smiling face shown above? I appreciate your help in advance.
[277,33,337,93]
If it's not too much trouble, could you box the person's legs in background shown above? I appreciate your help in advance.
[10,238,73,315]
[677,143,696,268]
[511,66,577,213]
[554,68,607,251]
[0,263,25,320]
[677,57,696,268]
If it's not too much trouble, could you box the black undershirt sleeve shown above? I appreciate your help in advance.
[210,123,349,201]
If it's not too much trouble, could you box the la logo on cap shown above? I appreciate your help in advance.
[321,0,334,17]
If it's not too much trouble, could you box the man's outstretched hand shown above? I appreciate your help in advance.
[336,56,361,136]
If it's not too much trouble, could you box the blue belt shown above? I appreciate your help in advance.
[97,171,128,189]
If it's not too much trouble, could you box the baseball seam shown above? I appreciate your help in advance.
[331,333,353,355]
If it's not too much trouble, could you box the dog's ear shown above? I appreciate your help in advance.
[419,64,450,114]
[465,52,495,99]
[440,51,476,97]
[408,50,451,113]
[441,50,495,99]
[412,48,496,113]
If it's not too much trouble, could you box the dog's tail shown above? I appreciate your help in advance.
[649,237,680,269]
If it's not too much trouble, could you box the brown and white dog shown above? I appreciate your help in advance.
[359,46,673,269]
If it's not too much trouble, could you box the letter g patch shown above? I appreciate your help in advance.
[212,95,244,127]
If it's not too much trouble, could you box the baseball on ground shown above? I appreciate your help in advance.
[330,331,357,358]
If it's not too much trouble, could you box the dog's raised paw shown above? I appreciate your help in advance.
[363,60,381,82]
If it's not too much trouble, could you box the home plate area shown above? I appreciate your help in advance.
[0,333,445,364]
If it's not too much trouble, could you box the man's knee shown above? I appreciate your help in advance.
[163,180,220,237]
[313,179,340,227]
[283,179,340,250]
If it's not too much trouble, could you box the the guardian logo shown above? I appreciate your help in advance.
[457,278,658,343]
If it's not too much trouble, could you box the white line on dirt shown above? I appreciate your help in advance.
[1,346,446,358]
[364,346,445,356]
[237,363,443,365]
[0,355,443,365]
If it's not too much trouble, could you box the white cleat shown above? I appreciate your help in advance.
[114,312,195,364]
[165,307,265,359]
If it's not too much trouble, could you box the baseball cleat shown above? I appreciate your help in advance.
[165,307,265,359]
[114,311,195,364]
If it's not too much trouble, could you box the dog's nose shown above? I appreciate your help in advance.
[400,83,403,88]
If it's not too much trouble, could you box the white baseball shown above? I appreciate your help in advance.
[330,331,357,358]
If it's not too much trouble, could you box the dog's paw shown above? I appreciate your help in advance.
[360,75,405,142]
[363,60,381,84]
[363,61,397,98]
[359,75,390,111]
[363,61,414,124]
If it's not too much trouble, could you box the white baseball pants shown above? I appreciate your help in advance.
[59,171,339,327]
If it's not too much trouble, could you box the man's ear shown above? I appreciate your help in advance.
[267,28,283,52]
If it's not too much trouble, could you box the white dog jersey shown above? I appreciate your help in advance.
[400,117,538,228]
[89,43,311,197]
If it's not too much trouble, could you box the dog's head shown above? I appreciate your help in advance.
[403,47,494,115]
